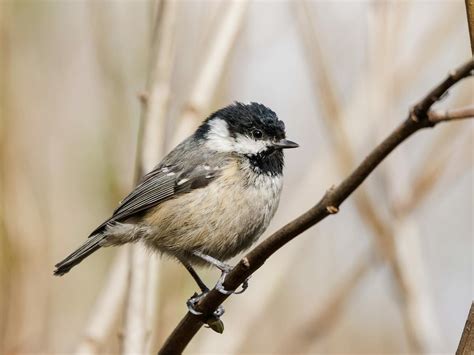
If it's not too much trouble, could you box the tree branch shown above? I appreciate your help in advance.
[158,59,474,354]
[429,105,474,123]
[456,302,474,354]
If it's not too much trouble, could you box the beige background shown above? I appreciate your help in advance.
[0,0,472,354]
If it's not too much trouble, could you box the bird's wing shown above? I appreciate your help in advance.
[89,163,222,236]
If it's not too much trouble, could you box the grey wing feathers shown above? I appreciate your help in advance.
[113,172,175,219]
[89,162,223,236]
[88,168,177,236]
[175,164,221,191]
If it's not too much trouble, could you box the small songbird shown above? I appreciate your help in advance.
[54,102,298,313]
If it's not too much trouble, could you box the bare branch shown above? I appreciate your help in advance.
[429,105,474,123]
[74,1,177,352]
[456,302,474,354]
[157,60,474,355]
[390,86,473,216]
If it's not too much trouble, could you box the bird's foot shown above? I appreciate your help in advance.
[215,270,250,295]
[190,251,250,295]
[186,291,225,318]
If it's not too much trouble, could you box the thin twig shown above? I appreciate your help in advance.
[428,105,474,123]
[389,83,473,215]
[157,59,474,355]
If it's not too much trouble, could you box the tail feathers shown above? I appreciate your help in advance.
[54,234,104,276]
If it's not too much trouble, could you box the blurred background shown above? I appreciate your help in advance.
[0,0,473,354]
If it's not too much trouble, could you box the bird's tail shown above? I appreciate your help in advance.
[53,234,104,276]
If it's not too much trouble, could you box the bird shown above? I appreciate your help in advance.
[54,102,298,314]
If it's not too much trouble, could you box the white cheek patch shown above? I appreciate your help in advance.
[233,134,269,155]
[205,118,270,154]
[205,118,234,152]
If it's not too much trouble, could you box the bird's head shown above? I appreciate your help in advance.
[196,102,298,156]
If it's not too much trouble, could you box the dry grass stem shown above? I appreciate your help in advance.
[391,2,461,101]
[171,0,249,147]
[122,1,177,354]
[441,133,474,187]
[75,249,129,355]
[393,126,460,216]
[279,255,374,353]
[73,2,177,352]
[0,4,10,352]
[295,1,433,350]
[149,1,249,346]
[231,1,392,350]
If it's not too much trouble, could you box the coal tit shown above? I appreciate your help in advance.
[54,102,298,309]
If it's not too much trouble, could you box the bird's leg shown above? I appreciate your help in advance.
[192,251,250,295]
[192,251,233,273]
[178,257,224,317]
[179,258,209,293]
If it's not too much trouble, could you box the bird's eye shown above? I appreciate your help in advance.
[252,129,263,139]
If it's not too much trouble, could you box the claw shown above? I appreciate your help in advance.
[190,251,250,296]
[186,291,225,318]
[187,292,205,315]
[215,271,251,295]
[213,305,225,317]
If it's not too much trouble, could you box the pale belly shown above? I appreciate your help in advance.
[143,168,282,263]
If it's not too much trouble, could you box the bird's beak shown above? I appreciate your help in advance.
[272,139,299,149]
